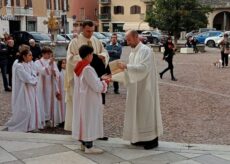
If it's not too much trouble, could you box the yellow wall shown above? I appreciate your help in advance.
[111,0,147,22]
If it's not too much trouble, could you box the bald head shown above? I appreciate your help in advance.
[29,39,35,47]
[125,30,140,48]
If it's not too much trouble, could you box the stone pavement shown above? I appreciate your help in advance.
[0,128,230,164]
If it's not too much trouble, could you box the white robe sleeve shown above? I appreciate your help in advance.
[125,47,152,84]
[98,42,110,66]
[35,61,52,76]
[83,67,107,93]
[16,65,37,85]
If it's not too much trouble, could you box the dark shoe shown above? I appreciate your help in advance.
[159,73,163,79]
[58,122,65,128]
[131,141,146,146]
[143,137,159,150]
[5,88,12,92]
[171,78,177,81]
[98,137,109,141]
[114,90,120,94]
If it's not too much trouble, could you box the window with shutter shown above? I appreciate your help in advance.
[16,0,19,6]
[114,6,124,15]
[130,5,141,14]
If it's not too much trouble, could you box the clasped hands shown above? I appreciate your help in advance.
[117,61,127,70]
[101,74,112,85]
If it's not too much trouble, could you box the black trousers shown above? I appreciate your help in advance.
[221,51,228,66]
[161,57,175,79]
[113,82,119,92]
[81,141,93,148]
[0,59,9,90]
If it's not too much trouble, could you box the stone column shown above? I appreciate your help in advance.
[224,12,227,31]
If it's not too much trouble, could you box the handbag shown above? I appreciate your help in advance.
[224,48,230,54]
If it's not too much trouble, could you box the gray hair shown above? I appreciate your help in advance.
[29,39,35,44]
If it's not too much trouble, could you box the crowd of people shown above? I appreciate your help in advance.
[1,20,163,154]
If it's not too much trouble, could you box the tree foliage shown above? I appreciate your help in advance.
[145,0,212,41]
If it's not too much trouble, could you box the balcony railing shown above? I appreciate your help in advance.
[13,7,33,16]
[47,10,62,18]
[100,0,111,5]
[99,14,111,21]
[140,0,153,3]
[6,6,12,15]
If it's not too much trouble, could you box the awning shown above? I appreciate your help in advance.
[123,22,153,31]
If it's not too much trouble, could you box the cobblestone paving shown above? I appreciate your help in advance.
[1,47,230,145]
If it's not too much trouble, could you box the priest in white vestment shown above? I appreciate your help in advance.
[118,30,163,150]
[6,49,42,132]
[64,20,109,131]
[72,45,110,154]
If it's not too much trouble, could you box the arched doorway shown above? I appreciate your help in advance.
[213,11,230,31]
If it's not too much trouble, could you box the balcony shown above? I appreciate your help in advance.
[141,0,154,3]
[13,7,33,16]
[100,0,111,5]
[47,10,62,18]
[99,14,111,21]
[6,6,12,15]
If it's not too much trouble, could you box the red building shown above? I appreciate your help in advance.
[71,0,99,32]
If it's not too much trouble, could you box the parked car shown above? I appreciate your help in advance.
[48,34,70,44]
[204,32,224,47]
[141,31,167,44]
[100,32,125,46]
[12,31,51,48]
[193,31,222,44]
[216,31,230,47]
[185,30,199,39]
[60,33,74,41]
[93,32,110,47]
[199,28,216,33]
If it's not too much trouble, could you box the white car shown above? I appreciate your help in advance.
[216,31,230,47]
[204,32,223,47]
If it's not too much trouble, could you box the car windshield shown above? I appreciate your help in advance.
[94,32,106,39]
[67,34,73,39]
[57,35,66,41]
[30,33,51,41]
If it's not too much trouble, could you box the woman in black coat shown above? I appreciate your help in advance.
[159,37,177,81]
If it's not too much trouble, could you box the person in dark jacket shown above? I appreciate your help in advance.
[106,33,122,94]
[29,39,42,61]
[0,35,11,91]
[7,39,18,87]
[159,36,177,81]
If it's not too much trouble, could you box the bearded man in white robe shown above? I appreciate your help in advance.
[64,20,109,131]
[118,30,163,150]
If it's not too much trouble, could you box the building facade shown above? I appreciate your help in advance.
[200,0,230,31]
[71,0,99,32]
[0,0,73,34]
[98,0,153,32]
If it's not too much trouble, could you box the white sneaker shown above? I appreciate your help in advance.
[84,147,104,154]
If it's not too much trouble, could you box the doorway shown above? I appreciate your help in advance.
[9,21,21,34]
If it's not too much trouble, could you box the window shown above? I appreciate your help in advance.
[10,0,14,6]
[114,6,124,15]
[16,0,20,6]
[46,0,51,9]
[54,0,56,9]
[27,0,32,8]
[130,5,141,14]
[80,8,85,20]
[95,8,98,17]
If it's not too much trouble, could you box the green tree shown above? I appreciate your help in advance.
[146,0,212,44]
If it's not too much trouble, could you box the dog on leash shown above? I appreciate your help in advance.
[213,59,222,68]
